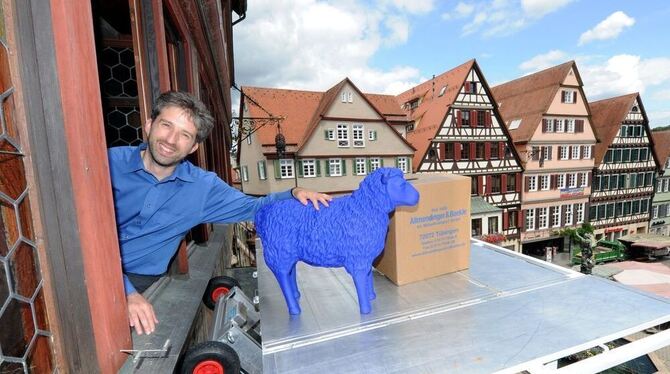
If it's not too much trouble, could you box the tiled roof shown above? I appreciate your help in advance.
[589,93,639,165]
[396,59,475,168]
[491,61,576,143]
[651,130,670,171]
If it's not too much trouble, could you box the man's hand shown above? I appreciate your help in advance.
[292,187,332,210]
[127,292,158,335]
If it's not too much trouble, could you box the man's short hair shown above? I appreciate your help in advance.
[151,91,214,143]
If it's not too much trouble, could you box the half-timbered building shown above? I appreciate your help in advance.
[650,130,670,236]
[491,61,597,258]
[589,93,660,240]
[238,78,415,195]
[396,60,524,251]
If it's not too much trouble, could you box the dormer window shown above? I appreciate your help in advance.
[561,90,576,104]
[438,85,447,97]
[408,99,420,109]
[464,81,477,94]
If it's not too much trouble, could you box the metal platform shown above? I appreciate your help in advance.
[258,239,670,373]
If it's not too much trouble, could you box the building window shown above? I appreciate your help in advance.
[526,209,535,231]
[461,142,470,159]
[631,148,639,162]
[590,206,597,221]
[640,148,648,161]
[467,81,478,94]
[509,210,518,228]
[622,149,630,162]
[614,149,622,162]
[507,173,516,191]
[476,143,485,159]
[471,177,478,195]
[258,161,267,180]
[562,90,576,104]
[628,173,637,189]
[341,91,353,103]
[302,159,317,178]
[528,175,538,191]
[552,206,561,227]
[653,205,659,219]
[560,146,569,160]
[477,110,486,127]
[607,203,616,218]
[566,119,575,133]
[355,158,366,175]
[329,158,343,176]
[438,85,447,96]
[634,125,642,137]
[352,124,365,147]
[627,126,635,137]
[556,119,565,132]
[337,124,349,147]
[445,143,455,160]
[623,201,631,215]
[472,218,482,236]
[580,172,588,187]
[538,207,548,229]
[280,159,294,178]
[564,204,573,225]
[242,165,249,182]
[558,174,566,189]
[462,110,471,127]
[369,157,381,172]
[368,130,377,141]
[397,157,409,173]
[491,175,501,193]
[546,118,555,132]
[490,143,499,159]
[488,216,499,234]
[571,145,580,159]
[583,145,591,159]
[577,203,585,223]
[568,173,577,188]
[620,125,627,137]
[541,175,550,190]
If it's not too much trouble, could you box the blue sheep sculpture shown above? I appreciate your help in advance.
[255,167,420,315]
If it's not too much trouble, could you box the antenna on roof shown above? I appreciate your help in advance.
[432,74,435,99]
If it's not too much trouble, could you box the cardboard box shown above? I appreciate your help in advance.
[375,173,471,285]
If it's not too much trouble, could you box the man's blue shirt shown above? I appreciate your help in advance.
[108,144,293,294]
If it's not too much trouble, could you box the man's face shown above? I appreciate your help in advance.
[144,106,199,168]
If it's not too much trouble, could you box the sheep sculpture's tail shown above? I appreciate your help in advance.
[255,167,419,315]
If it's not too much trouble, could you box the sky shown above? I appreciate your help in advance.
[232,0,670,127]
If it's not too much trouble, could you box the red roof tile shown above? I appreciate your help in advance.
[589,93,640,165]
[651,130,670,171]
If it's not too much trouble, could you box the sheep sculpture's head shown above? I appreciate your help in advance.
[380,168,420,207]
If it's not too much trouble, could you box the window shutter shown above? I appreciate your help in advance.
[486,175,492,195]
[274,160,281,179]
[503,211,509,230]
[478,176,484,195]
[499,142,505,158]
[395,157,399,168]
[464,81,471,92]
[380,158,384,167]
[576,119,584,132]
[534,209,539,229]
[547,146,552,160]
[486,111,492,127]
[352,159,357,174]
[485,143,491,160]
[298,160,304,178]
[551,174,557,189]
[471,110,477,127]
[587,172,591,187]
[257,162,262,179]
[520,210,526,231]
[454,143,461,161]
[549,207,554,225]
[532,146,540,161]
[470,143,476,159]
[542,119,548,132]
[501,174,508,193]
[316,160,321,176]
[324,130,329,140]
[325,160,330,176]
[409,158,413,173]
[457,110,462,127]
[591,145,595,159]
[525,176,530,192]
[342,160,347,175]
[561,90,566,103]
[440,143,446,160]
[576,173,582,187]
[373,130,378,140]
[516,173,522,192]
[366,159,372,172]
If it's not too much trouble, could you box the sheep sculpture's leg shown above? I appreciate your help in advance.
[367,269,376,300]
[271,267,301,315]
[350,270,372,314]
[290,263,300,299]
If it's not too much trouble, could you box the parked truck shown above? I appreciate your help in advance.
[572,239,627,265]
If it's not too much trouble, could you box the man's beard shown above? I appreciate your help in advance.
[147,139,184,167]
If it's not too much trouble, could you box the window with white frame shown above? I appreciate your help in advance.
[560,146,569,160]
[546,119,554,132]
[580,172,588,187]
[558,174,566,189]
[347,91,353,103]
[397,157,409,173]
[562,90,576,104]
[258,161,266,180]
[582,145,591,159]
[302,159,316,177]
[279,159,294,178]
[541,175,550,190]
[352,124,365,147]
[526,209,535,231]
[528,175,538,191]
[552,206,561,227]
[665,178,670,192]
[538,207,548,229]
[325,129,335,140]
[657,179,663,192]
[341,91,347,103]
[571,144,580,159]
[242,166,249,182]
[564,204,573,225]
[577,203,585,223]
[368,130,377,141]
[542,146,551,161]
[566,119,575,133]
[653,205,659,219]
[370,157,381,171]
[355,158,366,175]
[556,119,565,132]
[568,173,577,188]
[329,158,342,176]
[337,124,349,147]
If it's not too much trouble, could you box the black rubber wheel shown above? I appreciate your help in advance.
[203,276,240,309]
[180,341,241,374]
